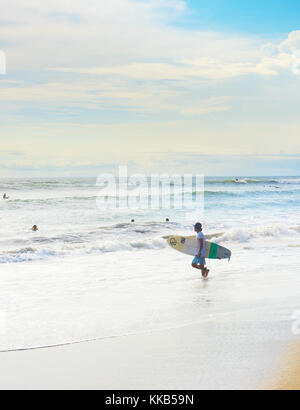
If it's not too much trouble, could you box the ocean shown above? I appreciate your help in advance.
[0,176,300,360]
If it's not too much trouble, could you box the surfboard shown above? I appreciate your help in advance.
[166,235,231,260]
[163,232,224,241]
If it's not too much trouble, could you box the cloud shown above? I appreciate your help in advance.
[277,30,300,54]
[261,30,300,71]
[53,60,275,80]
[0,1,300,177]
[2,115,300,164]
[0,150,26,157]
[0,1,297,81]
[1,152,299,177]
[0,77,233,115]
[1,28,298,118]
[53,31,300,81]
[0,0,262,71]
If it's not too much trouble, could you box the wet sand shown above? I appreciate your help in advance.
[0,312,286,390]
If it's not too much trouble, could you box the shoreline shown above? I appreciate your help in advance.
[0,314,286,390]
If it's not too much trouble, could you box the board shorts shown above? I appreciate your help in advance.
[192,256,206,265]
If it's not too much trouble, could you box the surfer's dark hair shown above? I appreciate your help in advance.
[194,223,202,231]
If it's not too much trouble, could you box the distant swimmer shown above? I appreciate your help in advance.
[32,225,38,232]
[131,219,135,223]
[3,193,9,200]
[192,222,210,278]
[166,218,170,222]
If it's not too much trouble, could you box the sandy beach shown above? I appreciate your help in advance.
[0,306,293,390]
[268,341,300,390]
[1,0,300,392]
[0,177,299,390]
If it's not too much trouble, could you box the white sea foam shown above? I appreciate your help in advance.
[0,176,299,351]
[216,224,300,243]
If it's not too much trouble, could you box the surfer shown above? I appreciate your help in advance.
[3,193,9,200]
[192,223,210,278]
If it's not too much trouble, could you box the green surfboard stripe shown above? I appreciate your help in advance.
[209,243,219,259]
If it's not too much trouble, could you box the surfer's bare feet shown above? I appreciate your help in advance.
[202,269,210,278]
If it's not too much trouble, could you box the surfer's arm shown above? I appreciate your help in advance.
[198,239,203,258]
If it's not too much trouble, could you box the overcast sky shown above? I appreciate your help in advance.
[0,0,300,176]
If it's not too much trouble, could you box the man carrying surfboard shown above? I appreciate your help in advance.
[192,223,210,278]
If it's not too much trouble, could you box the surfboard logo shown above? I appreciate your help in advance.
[170,238,177,247]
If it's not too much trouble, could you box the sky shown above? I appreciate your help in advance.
[0,0,300,176]
[185,0,300,34]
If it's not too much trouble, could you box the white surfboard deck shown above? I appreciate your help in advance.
[166,235,231,260]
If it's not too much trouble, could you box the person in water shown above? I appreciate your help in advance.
[32,225,38,232]
[192,223,210,278]
[3,193,9,200]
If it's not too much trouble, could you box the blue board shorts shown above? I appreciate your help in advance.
[192,256,206,265]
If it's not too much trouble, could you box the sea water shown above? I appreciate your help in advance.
[0,176,300,353]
